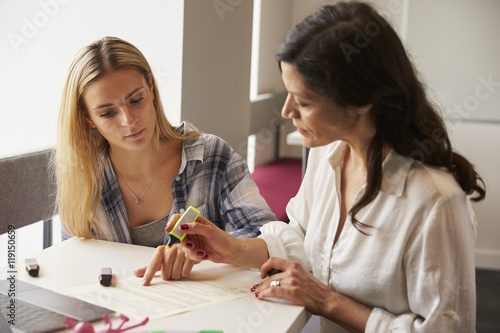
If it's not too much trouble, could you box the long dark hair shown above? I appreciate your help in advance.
[276,1,486,232]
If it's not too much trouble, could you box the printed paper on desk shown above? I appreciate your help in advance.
[65,272,252,320]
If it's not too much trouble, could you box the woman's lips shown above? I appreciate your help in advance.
[125,129,144,139]
[296,128,308,135]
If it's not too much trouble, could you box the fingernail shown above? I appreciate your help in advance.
[142,279,148,286]
[196,251,205,257]
[185,242,193,249]
[255,292,260,298]
[180,224,189,230]
[251,284,259,292]
[202,255,209,260]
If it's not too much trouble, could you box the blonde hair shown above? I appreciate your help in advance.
[55,36,200,239]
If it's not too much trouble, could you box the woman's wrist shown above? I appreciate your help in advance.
[228,237,268,269]
[320,289,341,319]
[321,290,371,333]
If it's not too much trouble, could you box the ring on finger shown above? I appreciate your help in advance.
[270,280,281,287]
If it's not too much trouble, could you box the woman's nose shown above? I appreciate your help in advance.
[121,107,137,127]
[281,93,297,119]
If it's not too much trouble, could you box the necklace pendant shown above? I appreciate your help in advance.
[136,198,142,205]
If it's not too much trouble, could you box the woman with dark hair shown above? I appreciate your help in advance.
[140,2,484,331]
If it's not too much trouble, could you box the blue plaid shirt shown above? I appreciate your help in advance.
[81,132,276,245]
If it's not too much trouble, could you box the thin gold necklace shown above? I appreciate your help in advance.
[113,146,165,205]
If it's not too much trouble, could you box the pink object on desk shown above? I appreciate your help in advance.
[65,313,148,333]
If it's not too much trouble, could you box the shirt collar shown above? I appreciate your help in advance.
[327,141,413,197]
[178,121,205,174]
[327,141,348,172]
[380,149,413,197]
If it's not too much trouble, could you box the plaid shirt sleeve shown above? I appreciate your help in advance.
[179,134,276,238]
[218,144,277,238]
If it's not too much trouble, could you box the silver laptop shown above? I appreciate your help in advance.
[0,279,114,333]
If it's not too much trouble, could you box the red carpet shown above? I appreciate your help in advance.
[251,158,302,222]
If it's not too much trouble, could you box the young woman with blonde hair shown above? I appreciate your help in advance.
[55,36,275,279]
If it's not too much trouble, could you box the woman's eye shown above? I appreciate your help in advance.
[295,102,308,108]
[130,97,144,104]
[100,110,115,118]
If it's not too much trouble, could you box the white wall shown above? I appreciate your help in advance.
[406,0,500,122]
[0,0,184,158]
[406,0,500,269]
[251,0,290,97]
[249,0,294,168]
[291,0,409,36]
[447,121,500,269]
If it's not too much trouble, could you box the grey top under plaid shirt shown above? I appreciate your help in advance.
[70,131,277,245]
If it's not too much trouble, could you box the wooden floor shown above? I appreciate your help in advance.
[476,269,500,332]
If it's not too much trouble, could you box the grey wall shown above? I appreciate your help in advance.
[181,0,254,155]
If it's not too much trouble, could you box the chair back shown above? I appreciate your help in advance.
[0,149,56,246]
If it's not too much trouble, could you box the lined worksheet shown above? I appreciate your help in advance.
[66,272,252,320]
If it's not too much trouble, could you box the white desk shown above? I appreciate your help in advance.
[0,238,309,332]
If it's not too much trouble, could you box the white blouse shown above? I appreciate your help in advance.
[259,141,477,332]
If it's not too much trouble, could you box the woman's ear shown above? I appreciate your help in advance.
[80,107,96,128]
[85,116,96,128]
[357,103,373,115]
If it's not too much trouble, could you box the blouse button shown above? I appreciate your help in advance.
[179,208,185,214]
[175,176,181,181]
